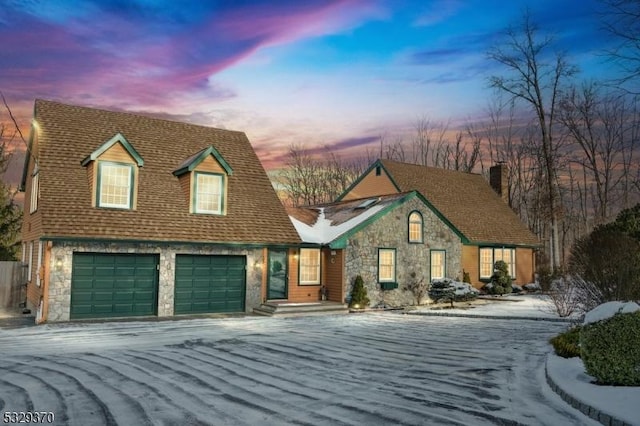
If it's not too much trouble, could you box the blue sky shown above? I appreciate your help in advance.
[0,0,619,173]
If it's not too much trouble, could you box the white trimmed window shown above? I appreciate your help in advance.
[430,250,446,280]
[98,162,133,209]
[480,247,516,279]
[299,248,320,285]
[408,211,423,243]
[21,242,26,263]
[27,242,33,282]
[378,248,396,282]
[30,169,39,213]
[36,241,43,287]
[195,172,223,214]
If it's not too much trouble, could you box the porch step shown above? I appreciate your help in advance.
[253,301,349,317]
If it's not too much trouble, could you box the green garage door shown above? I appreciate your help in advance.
[174,255,246,314]
[71,253,159,319]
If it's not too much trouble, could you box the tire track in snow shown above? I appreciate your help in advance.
[135,348,346,426]
[0,377,34,413]
[84,352,239,426]
[8,359,115,426]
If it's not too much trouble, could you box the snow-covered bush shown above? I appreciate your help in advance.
[428,279,478,307]
[524,283,541,292]
[511,284,523,294]
[580,302,640,386]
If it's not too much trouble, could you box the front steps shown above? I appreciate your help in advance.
[253,301,349,317]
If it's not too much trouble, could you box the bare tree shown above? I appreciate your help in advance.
[599,0,640,92]
[559,83,637,223]
[0,102,23,260]
[278,144,364,207]
[487,11,578,271]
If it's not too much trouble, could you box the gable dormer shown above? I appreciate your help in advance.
[81,133,144,210]
[173,145,233,215]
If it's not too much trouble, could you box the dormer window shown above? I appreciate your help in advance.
[195,172,224,214]
[174,145,232,215]
[81,133,143,210]
[98,162,133,209]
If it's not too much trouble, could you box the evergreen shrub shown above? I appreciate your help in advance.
[549,326,581,358]
[580,311,640,386]
[349,275,370,309]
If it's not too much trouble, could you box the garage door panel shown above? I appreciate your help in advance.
[174,255,246,314]
[71,253,159,319]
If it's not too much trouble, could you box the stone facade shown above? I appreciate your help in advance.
[46,241,263,322]
[344,197,462,307]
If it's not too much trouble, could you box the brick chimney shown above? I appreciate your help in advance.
[489,162,508,203]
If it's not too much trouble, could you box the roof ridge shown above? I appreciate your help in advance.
[35,98,246,135]
[381,158,483,176]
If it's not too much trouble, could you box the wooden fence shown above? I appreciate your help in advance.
[0,261,27,309]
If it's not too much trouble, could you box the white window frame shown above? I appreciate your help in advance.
[98,162,133,209]
[299,248,320,285]
[480,247,516,279]
[36,241,43,287]
[27,242,33,282]
[378,248,396,282]
[408,211,423,243]
[21,242,26,263]
[30,169,39,213]
[430,250,446,281]
[194,172,223,214]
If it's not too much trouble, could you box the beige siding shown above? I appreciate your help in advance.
[99,142,135,163]
[341,167,398,201]
[323,248,344,303]
[194,155,226,174]
[515,248,535,285]
[177,174,192,210]
[462,245,482,289]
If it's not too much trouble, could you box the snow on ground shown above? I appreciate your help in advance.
[0,312,600,426]
[547,354,640,425]
[410,295,640,425]
[411,294,582,320]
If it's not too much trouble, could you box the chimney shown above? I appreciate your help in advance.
[489,162,508,203]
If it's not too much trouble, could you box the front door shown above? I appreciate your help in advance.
[267,249,288,300]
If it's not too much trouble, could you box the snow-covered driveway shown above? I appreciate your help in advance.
[0,313,596,426]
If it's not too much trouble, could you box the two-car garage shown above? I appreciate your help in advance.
[70,253,246,320]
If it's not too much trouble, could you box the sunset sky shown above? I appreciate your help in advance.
[0,0,622,183]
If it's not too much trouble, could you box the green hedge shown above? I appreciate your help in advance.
[580,311,640,386]
[549,326,581,358]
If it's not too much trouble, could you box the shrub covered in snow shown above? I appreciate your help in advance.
[511,284,523,294]
[580,302,640,386]
[549,326,581,358]
[428,279,479,307]
[524,282,541,292]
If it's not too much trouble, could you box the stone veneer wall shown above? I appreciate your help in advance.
[344,197,462,307]
[47,241,263,322]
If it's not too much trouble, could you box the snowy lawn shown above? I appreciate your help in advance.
[0,312,600,426]
[409,294,583,321]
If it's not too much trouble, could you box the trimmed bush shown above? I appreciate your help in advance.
[580,311,640,386]
[349,275,370,309]
[487,260,512,295]
[428,279,456,307]
[549,326,581,358]
[462,271,472,285]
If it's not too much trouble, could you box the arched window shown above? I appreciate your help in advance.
[408,211,423,243]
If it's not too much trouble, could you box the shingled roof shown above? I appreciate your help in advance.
[26,99,300,245]
[375,159,540,246]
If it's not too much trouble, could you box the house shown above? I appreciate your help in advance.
[337,159,540,289]
[19,99,301,322]
[286,191,464,307]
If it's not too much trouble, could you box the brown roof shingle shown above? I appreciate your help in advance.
[31,99,300,245]
[380,159,540,246]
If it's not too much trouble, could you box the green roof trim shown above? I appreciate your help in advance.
[172,145,233,176]
[80,133,144,167]
[335,159,401,201]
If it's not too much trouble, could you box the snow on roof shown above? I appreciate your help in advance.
[583,301,640,326]
[290,204,387,244]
